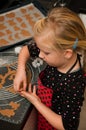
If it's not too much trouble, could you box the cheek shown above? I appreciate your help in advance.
[50,54,61,63]
[46,56,57,63]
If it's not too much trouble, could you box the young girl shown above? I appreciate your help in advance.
[14,7,86,130]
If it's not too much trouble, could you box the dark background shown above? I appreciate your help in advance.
[0,0,86,13]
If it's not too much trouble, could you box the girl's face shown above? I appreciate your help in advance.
[34,34,66,68]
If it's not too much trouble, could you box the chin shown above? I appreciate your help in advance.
[48,63,56,67]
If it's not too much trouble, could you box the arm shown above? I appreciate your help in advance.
[14,39,39,92]
[14,45,30,92]
[20,84,65,130]
[34,98,64,130]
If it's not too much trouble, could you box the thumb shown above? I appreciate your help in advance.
[20,91,29,98]
[23,81,27,91]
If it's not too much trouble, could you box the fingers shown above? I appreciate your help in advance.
[13,82,21,92]
[27,83,37,94]
[33,85,37,94]
[19,83,37,98]
[20,91,28,98]
[13,80,27,92]
[13,82,19,92]
[20,83,37,95]
[19,84,39,104]
[22,81,27,91]
[28,83,32,92]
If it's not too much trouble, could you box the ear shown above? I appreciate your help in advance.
[64,49,73,59]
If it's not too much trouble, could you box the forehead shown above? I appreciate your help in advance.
[34,29,55,49]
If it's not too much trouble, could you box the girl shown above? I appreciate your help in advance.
[14,7,86,130]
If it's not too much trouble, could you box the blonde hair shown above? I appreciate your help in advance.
[34,7,86,72]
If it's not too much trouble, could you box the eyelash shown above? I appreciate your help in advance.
[44,52,50,55]
[39,50,50,55]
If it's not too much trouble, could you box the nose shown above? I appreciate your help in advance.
[39,51,44,59]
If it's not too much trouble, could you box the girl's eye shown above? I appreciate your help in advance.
[39,49,50,55]
[44,52,50,55]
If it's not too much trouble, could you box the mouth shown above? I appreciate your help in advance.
[43,59,47,63]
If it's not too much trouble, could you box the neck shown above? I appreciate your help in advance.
[57,53,80,73]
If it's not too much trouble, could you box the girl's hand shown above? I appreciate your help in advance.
[13,69,27,92]
[20,83,41,105]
